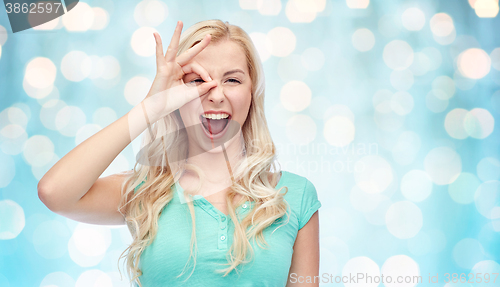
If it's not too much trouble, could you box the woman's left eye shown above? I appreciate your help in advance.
[227,78,241,84]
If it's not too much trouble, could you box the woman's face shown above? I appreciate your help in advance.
[179,39,252,153]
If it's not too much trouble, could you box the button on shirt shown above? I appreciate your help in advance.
[133,171,321,287]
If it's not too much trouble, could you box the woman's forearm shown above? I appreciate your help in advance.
[37,97,162,210]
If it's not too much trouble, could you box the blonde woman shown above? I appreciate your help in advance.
[38,19,321,287]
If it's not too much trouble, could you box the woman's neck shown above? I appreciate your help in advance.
[182,130,246,194]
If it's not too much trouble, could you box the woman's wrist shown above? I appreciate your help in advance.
[143,83,200,120]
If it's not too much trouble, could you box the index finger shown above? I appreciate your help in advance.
[176,34,212,66]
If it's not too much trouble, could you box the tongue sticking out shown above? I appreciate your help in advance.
[201,118,229,135]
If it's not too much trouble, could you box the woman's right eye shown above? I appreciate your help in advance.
[189,78,204,85]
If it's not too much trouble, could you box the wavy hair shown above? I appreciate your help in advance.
[117,19,289,287]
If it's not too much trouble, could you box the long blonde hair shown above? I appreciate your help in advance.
[117,19,289,287]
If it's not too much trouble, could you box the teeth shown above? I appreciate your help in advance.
[202,113,229,120]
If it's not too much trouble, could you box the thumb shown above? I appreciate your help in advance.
[196,80,217,96]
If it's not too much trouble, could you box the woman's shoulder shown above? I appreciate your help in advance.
[279,170,321,229]
[279,170,315,191]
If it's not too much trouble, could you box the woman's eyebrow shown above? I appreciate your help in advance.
[223,69,245,77]
[185,69,245,78]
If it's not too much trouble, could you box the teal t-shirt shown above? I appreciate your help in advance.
[132,170,321,287]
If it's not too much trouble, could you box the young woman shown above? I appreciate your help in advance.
[38,19,321,287]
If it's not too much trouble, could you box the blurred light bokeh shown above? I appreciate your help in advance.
[1,0,500,286]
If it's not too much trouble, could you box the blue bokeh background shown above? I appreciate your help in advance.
[1,0,500,286]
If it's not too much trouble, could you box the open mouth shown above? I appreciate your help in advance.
[199,114,231,135]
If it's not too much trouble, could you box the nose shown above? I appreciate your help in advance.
[206,81,225,104]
